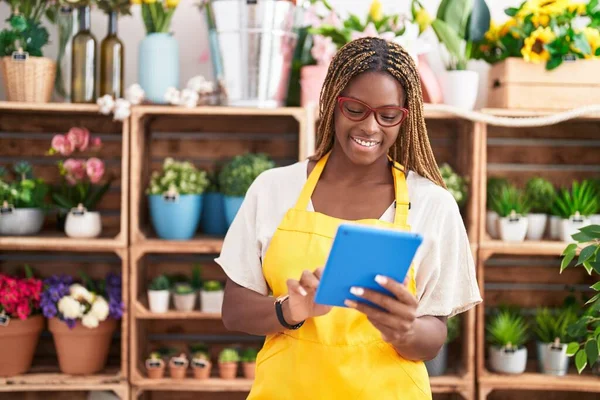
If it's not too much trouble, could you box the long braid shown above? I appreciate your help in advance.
[311,37,446,188]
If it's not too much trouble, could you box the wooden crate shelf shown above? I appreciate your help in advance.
[479,240,574,257]
[134,299,221,320]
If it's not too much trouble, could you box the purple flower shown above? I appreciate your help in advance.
[64,318,76,329]
[41,274,74,319]
[105,273,123,320]
[42,304,57,318]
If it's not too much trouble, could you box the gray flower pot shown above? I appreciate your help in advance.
[0,208,45,235]
[489,346,527,374]
[425,343,448,376]
[537,341,569,376]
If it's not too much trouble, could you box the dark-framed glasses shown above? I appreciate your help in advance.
[337,96,408,127]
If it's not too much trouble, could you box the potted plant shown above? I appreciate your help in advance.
[590,178,600,225]
[524,177,555,240]
[490,184,530,242]
[425,315,460,377]
[200,170,228,236]
[168,353,189,380]
[148,275,170,313]
[190,343,212,380]
[412,0,491,109]
[145,351,166,379]
[534,306,578,375]
[0,266,44,377]
[241,347,258,379]
[486,177,509,239]
[219,153,275,226]
[0,1,56,103]
[41,272,124,375]
[146,158,209,240]
[218,348,239,380]
[551,180,598,243]
[172,282,196,312]
[487,308,529,374]
[0,163,49,236]
[439,163,468,209]
[200,280,224,314]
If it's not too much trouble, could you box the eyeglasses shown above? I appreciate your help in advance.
[337,96,408,127]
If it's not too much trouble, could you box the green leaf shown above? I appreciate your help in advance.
[567,342,580,356]
[505,7,519,17]
[10,15,27,32]
[592,281,600,291]
[572,231,594,243]
[594,326,600,337]
[52,192,75,209]
[546,56,563,70]
[431,19,463,61]
[578,245,598,265]
[585,292,600,305]
[562,243,578,256]
[561,250,576,272]
[468,0,491,42]
[580,225,600,237]
[576,349,588,373]
[584,261,595,275]
[574,32,592,55]
[586,340,599,366]
[596,48,600,56]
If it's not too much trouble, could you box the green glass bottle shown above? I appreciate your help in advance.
[100,11,124,98]
[71,6,97,103]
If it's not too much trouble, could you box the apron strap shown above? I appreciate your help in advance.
[294,152,330,210]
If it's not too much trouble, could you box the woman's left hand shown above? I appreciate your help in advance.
[344,275,418,344]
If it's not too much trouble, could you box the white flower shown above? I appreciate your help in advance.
[97,95,115,115]
[164,87,181,105]
[113,99,131,121]
[90,296,110,321]
[180,88,199,108]
[58,296,83,319]
[69,284,95,303]
[187,76,214,94]
[82,313,99,329]
[126,83,145,105]
[392,22,430,66]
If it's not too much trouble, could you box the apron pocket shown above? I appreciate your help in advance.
[375,342,432,398]
[256,334,293,368]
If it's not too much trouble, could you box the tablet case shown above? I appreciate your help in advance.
[314,223,423,308]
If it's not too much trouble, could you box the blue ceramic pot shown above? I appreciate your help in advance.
[138,33,179,104]
[224,196,244,227]
[201,192,228,236]
[148,194,202,240]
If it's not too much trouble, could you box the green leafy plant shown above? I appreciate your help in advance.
[202,280,223,292]
[205,170,219,193]
[146,158,209,196]
[551,180,599,219]
[190,342,209,359]
[560,223,600,373]
[534,306,579,343]
[446,316,461,344]
[0,162,49,209]
[218,153,275,197]
[490,184,530,218]
[173,282,194,295]
[149,275,170,291]
[486,308,529,349]
[487,176,510,209]
[412,0,491,70]
[131,0,180,34]
[0,11,50,57]
[240,348,258,363]
[95,0,132,15]
[439,163,468,208]
[218,348,240,363]
[525,177,556,214]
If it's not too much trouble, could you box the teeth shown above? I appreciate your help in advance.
[352,137,378,147]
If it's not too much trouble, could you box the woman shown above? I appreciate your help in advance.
[216,37,481,399]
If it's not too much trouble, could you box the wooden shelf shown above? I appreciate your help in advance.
[0,366,123,390]
[0,101,103,113]
[133,236,223,254]
[132,376,253,392]
[481,107,600,120]
[479,371,600,393]
[134,300,221,320]
[430,374,472,394]
[480,239,571,257]
[0,233,126,251]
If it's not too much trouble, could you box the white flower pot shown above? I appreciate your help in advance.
[549,216,562,240]
[561,216,591,243]
[499,216,528,242]
[64,209,102,238]
[441,70,479,110]
[173,292,197,312]
[0,208,45,235]
[148,290,170,313]
[486,211,499,239]
[489,346,527,374]
[538,342,569,376]
[590,214,600,225]
[200,290,224,314]
[526,213,548,241]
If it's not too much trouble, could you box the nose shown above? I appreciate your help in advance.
[362,112,380,135]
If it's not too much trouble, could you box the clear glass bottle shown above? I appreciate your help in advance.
[71,5,97,103]
[100,11,124,98]
[54,6,79,102]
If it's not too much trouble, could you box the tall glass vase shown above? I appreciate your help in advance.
[54,6,79,102]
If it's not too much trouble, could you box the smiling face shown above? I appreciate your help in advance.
[333,71,407,166]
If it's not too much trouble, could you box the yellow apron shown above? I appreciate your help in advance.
[248,152,432,399]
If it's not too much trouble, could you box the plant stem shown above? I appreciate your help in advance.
[149,3,158,33]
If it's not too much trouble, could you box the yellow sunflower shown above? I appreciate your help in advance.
[567,2,587,15]
[522,26,556,63]
[499,18,519,39]
[583,27,600,58]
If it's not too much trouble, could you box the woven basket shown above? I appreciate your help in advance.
[0,56,56,103]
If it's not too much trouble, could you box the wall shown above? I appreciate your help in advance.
[0,0,523,106]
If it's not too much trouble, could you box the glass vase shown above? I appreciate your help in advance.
[54,6,79,102]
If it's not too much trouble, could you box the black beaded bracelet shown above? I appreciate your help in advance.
[275,296,304,330]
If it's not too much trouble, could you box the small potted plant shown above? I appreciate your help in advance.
[241,347,258,379]
[439,163,468,209]
[487,308,529,374]
[168,353,189,380]
[200,170,228,236]
[190,343,212,380]
[425,315,460,377]
[552,180,598,243]
[534,307,578,376]
[218,153,275,226]
[490,185,530,242]
[0,163,49,236]
[486,177,509,239]
[218,348,239,380]
[145,351,166,379]
[200,280,224,314]
[524,177,555,240]
[173,282,196,312]
[148,275,170,313]
[146,158,209,240]
[590,178,600,225]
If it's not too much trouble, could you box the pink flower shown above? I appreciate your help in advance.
[91,137,102,149]
[63,159,86,184]
[304,5,324,28]
[323,11,342,29]
[86,158,105,184]
[66,127,90,151]
[351,22,396,42]
[311,35,338,66]
[16,301,30,320]
[51,134,75,156]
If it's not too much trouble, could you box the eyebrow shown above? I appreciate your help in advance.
[344,95,402,107]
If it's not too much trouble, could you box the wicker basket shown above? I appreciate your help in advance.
[0,56,56,103]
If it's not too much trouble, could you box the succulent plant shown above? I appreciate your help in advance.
[490,184,530,218]
[487,176,510,208]
[439,163,468,208]
[202,280,223,292]
[219,348,240,363]
[146,158,209,196]
[218,153,275,197]
[173,283,194,295]
[149,275,170,291]
[240,348,258,363]
[525,177,556,214]
[487,309,529,349]
[551,180,599,218]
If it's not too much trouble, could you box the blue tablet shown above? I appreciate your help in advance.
[314,223,423,308]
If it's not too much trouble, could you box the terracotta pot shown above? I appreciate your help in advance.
[169,357,189,380]
[243,361,256,379]
[145,359,166,379]
[48,317,117,375]
[0,314,44,377]
[219,362,238,380]
[192,359,212,380]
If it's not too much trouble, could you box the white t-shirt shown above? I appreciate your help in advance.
[214,160,482,318]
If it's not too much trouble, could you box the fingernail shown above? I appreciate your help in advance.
[375,275,388,285]
[345,299,357,308]
[299,287,307,296]
[350,287,364,296]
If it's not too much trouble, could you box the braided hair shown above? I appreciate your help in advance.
[311,37,445,188]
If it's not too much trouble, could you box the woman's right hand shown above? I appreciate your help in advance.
[285,267,332,324]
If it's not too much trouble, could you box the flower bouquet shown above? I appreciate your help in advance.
[0,267,44,377]
[41,272,123,375]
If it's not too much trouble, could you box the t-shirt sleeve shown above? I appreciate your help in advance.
[415,195,482,318]
[214,175,269,296]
